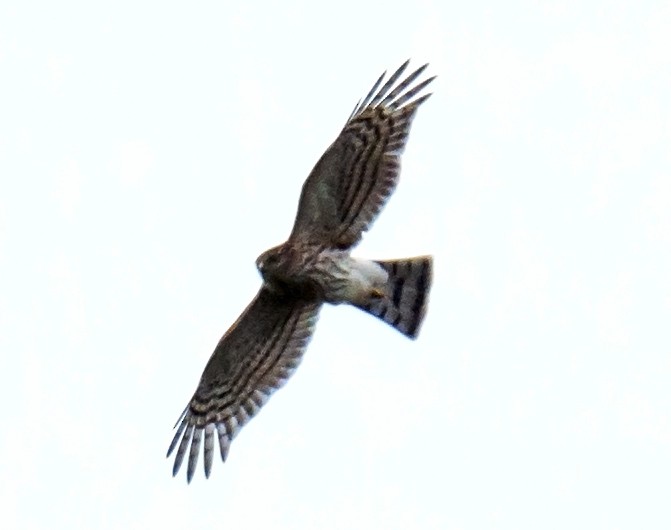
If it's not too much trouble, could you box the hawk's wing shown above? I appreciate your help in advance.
[289,60,435,249]
[167,287,321,482]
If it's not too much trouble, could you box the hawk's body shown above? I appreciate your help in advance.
[168,61,435,482]
[257,244,387,305]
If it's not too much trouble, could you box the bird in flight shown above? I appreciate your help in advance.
[168,60,435,482]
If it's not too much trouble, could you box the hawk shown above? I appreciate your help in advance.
[168,60,435,482]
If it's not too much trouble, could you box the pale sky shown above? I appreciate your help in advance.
[1,1,670,529]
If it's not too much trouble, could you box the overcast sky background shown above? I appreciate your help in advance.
[1,1,670,529]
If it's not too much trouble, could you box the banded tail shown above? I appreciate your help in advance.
[355,256,433,339]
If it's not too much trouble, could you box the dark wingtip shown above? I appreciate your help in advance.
[173,406,188,429]
[166,414,187,458]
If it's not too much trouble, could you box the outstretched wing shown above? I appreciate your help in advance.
[289,60,435,249]
[167,287,321,482]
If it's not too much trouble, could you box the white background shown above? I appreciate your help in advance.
[1,1,670,528]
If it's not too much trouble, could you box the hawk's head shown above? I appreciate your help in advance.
[256,244,289,283]
[255,243,320,299]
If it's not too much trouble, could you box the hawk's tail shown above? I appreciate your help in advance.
[354,256,433,339]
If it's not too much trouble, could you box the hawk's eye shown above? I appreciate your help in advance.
[257,252,279,272]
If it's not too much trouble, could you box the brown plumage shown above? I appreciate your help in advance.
[168,60,435,482]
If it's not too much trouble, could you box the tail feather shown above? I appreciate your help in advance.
[355,256,433,339]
